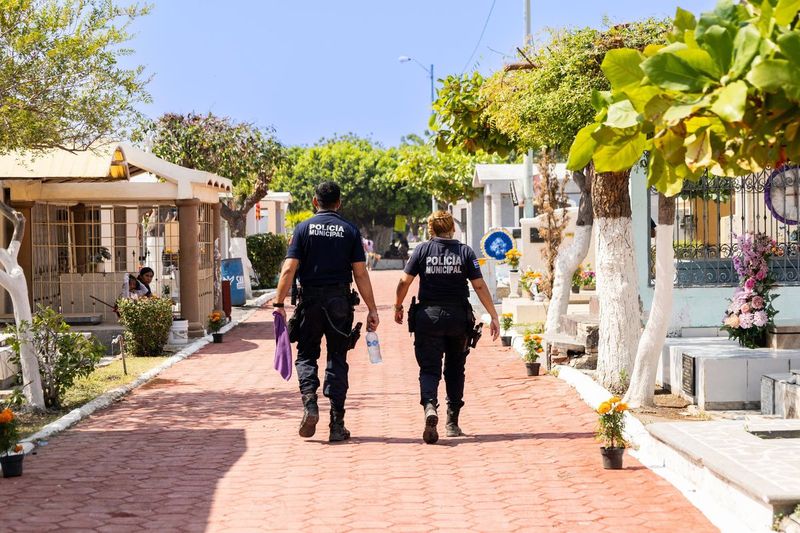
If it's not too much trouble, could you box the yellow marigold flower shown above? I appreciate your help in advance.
[597,402,611,415]
[615,402,629,412]
[609,396,621,404]
[0,408,13,424]
[13,444,22,453]
[532,335,542,342]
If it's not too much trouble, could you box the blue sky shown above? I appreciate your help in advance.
[123,0,718,148]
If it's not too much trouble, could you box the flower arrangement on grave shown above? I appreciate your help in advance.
[500,313,514,333]
[721,232,781,349]
[596,396,628,449]
[502,248,521,270]
[580,264,596,288]
[0,408,21,456]
[522,333,543,363]
[519,268,543,296]
[207,310,226,333]
[572,265,584,289]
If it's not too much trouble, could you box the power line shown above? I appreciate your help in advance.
[461,0,497,74]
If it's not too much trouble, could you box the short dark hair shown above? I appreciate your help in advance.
[315,181,341,209]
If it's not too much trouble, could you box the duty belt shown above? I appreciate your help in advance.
[298,283,351,299]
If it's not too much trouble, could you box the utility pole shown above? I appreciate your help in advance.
[522,0,535,219]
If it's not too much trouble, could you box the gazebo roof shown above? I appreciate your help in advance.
[0,142,232,193]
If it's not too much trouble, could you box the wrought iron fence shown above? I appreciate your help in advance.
[647,168,800,287]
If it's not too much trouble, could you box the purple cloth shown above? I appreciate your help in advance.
[273,311,293,381]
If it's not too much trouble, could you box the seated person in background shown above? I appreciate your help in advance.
[137,267,154,297]
[114,273,148,316]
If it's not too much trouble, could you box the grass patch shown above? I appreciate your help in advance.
[15,356,169,439]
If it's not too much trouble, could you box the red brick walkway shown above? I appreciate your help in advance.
[0,271,715,532]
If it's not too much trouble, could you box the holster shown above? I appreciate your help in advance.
[348,289,361,307]
[465,302,481,350]
[408,296,418,334]
[347,322,363,350]
[287,302,304,343]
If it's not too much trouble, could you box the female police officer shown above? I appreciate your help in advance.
[394,211,499,444]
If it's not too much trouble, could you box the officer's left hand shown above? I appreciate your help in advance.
[394,308,404,325]
[274,306,287,322]
[489,316,500,341]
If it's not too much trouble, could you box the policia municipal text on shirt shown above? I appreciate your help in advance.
[395,211,500,444]
[273,181,380,442]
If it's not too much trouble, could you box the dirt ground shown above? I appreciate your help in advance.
[631,387,712,425]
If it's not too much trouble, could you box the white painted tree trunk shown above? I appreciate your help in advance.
[0,204,44,408]
[229,237,253,299]
[545,225,592,336]
[625,224,675,408]
[595,217,641,392]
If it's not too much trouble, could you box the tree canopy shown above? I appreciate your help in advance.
[568,0,800,196]
[392,137,507,207]
[142,113,286,236]
[270,136,430,229]
[0,0,151,153]
[481,19,669,156]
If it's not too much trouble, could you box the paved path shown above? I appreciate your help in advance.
[0,271,715,532]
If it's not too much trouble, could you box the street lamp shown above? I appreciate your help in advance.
[399,55,438,212]
[398,56,435,105]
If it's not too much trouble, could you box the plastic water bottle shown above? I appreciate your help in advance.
[366,331,382,364]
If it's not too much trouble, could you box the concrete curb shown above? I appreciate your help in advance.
[22,293,273,448]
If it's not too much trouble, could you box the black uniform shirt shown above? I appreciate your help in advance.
[286,211,366,286]
[404,237,483,302]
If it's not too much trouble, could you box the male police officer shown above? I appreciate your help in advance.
[273,181,379,442]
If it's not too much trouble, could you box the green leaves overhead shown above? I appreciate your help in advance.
[601,49,645,90]
[569,0,800,196]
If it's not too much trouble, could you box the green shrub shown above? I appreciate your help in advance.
[8,306,105,409]
[247,233,288,288]
[286,210,313,230]
[117,297,173,356]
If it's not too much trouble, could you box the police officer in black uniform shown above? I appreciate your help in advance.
[394,210,499,444]
[274,181,379,442]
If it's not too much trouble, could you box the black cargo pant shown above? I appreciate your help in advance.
[294,286,354,411]
[413,303,471,409]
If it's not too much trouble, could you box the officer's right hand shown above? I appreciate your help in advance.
[367,309,380,332]
[274,306,286,322]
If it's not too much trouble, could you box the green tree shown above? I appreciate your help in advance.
[143,113,286,237]
[430,72,516,157]
[272,136,430,230]
[482,19,669,156]
[0,0,151,409]
[392,140,505,208]
[567,0,800,403]
[0,0,151,153]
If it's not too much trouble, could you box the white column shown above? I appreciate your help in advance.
[484,189,492,232]
[492,193,503,229]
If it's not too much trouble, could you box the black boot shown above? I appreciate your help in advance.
[299,393,319,438]
[329,408,351,442]
[422,402,439,444]
[445,406,465,437]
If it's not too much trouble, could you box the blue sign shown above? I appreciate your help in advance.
[480,228,515,260]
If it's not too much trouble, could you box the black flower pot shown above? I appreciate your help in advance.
[212,333,223,344]
[600,446,624,470]
[525,362,540,376]
[501,335,512,347]
[571,285,580,294]
[1,454,24,477]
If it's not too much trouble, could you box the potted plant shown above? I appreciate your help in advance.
[571,266,583,293]
[0,407,24,477]
[581,264,596,291]
[522,332,543,376]
[500,313,514,346]
[519,269,544,301]
[596,396,628,469]
[503,249,522,296]
[88,246,111,273]
[208,310,226,343]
